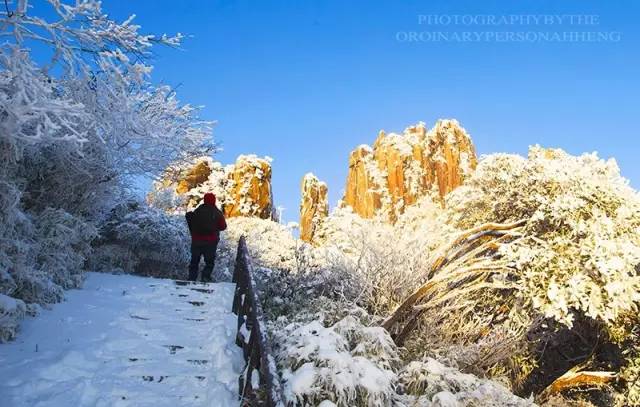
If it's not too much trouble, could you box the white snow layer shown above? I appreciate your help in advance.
[0,273,243,407]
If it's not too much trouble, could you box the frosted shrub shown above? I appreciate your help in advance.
[447,146,640,329]
[35,208,97,289]
[427,146,640,402]
[0,294,26,342]
[273,316,399,407]
[89,244,139,275]
[19,142,119,220]
[223,217,322,273]
[261,267,369,332]
[222,218,376,323]
[0,181,36,295]
[1,207,94,305]
[94,202,190,279]
[0,182,92,305]
[318,202,450,315]
[0,269,17,297]
[397,357,535,407]
[11,269,64,305]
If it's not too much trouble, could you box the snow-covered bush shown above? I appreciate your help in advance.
[0,294,26,342]
[447,146,640,329]
[387,146,640,402]
[92,201,190,279]
[219,217,382,321]
[18,142,119,219]
[0,181,96,306]
[273,316,399,407]
[317,201,451,315]
[0,181,35,294]
[89,244,138,276]
[397,357,535,406]
[222,217,321,273]
[34,209,97,289]
[258,265,368,329]
[269,309,534,407]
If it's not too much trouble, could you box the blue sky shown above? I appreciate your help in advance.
[90,1,640,222]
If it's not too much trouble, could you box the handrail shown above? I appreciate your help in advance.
[232,236,285,407]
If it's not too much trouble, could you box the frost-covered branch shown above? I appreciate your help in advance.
[382,220,525,344]
[1,0,213,176]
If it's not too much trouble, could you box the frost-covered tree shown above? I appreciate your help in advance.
[375,146,640,403]
[0,0,213,341]
[447,146,640,328]
[1,0,213,180]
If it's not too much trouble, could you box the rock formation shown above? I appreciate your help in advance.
[149,155,274,220]
[175,160,212,194]
[343,145,384,220]
[223,155,273,219]
[342,120,477,222]
[300,173,328,242]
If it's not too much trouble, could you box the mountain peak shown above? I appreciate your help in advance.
[341,119,477,222]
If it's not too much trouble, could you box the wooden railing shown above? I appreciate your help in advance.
[232,236,285,407]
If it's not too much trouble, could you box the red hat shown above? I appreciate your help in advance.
[203,193,216,205]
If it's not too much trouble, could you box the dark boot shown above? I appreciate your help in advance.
[200,241,218,283]
[189,243,203,282]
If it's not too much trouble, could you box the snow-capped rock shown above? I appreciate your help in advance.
[341,120,477,222]
[300,173,329,243]
[149,154,274,220]
[224,155,274,219]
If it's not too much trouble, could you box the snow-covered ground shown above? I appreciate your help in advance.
[0,273,243,407]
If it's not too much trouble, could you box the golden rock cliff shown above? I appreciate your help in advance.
[175,160,212,194]
[150,155,274,220]
[299,173,329,242]
[341,120,477,222]
[223,155,273,219]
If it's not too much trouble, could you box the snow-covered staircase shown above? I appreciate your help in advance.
[0,273,244,407]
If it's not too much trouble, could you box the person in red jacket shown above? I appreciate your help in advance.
[185,193,227,282]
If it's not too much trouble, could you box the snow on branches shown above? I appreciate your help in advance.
[1,0,182,75]
[1,0,212,177]
[0,47,88,160]
[0,0,212,340]
[447,146,640,329]
[90,201,190,279]
[273,316,399,407]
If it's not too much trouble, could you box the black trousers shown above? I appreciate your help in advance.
[189,240,218,282]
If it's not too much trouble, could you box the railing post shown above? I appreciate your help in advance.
[231,236,285,407]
